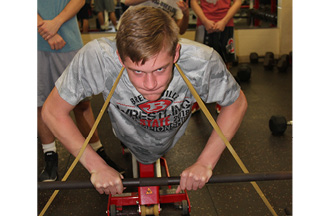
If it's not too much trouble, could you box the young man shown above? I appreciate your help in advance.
[42,6,247,195]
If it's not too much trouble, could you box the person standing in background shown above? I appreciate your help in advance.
[94,0,118,30]
[191,0,242,113]
[37,0,123,182]
[77,0,92,33]
[191,0,241,68]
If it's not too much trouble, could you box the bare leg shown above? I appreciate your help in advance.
[38,106,58,182]
[97,11,105,26]
[83,19,89,33]
[38,107,55,144]
[109,12,117,27]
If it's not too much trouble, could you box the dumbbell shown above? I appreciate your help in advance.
[249,52,259,64]
[269,115,292,135]
[249,52,274,65]
[236,64,251,82]
[277,54,289,72]
[249,52,275,69]
[285,207,292,216]
[264,52,275,70]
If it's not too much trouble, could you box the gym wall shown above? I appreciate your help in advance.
[234,0,292,62]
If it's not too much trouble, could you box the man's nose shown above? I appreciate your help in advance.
[143,73,157,90]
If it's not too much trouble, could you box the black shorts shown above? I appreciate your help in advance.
[204,26,235,63]
[77,3,92,20]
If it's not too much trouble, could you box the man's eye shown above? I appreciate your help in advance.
[156,68,164,72]
[134,70,142,74]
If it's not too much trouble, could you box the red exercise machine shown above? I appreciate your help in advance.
[107,155,191,216]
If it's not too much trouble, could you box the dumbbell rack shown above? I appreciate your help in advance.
[107,156,191,216]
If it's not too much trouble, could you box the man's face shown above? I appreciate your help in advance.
[119,44,180,101]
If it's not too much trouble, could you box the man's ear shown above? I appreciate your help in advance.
[173,43,181,63]
[116,50,125,66]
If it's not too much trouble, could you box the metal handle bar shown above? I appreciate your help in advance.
[38,171,292,190]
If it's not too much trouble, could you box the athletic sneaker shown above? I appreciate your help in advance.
[96,147,125,174]
[100,24,112,32]
[39,151,58,182]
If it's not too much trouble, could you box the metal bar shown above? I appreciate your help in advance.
[38,171,292,191]
[249,9,277,24]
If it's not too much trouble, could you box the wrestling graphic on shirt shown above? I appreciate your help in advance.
[116,90,192,133]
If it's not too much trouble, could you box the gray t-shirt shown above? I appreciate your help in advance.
[56,37,240,164]
[131,0,183,20]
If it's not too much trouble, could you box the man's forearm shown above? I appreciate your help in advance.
[41,87,106,173]
[42,104,108,173]
[221,0,242,24]
[38,0,85,40]
[37,14,44,26]
[177,15,189,35]
[196,90,247,169]
[191,0,209,26]
[53,0,85,28]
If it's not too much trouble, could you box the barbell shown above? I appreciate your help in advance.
[237,64,252,82]
[38,171,292,190]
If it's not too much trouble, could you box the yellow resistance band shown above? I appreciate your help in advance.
[175,63,278,216]
[39,66,125,216]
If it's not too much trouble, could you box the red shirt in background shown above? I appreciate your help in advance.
[196,0,234,27]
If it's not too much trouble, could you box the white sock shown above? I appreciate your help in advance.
[89,140,103,152]
[42,141,56,153]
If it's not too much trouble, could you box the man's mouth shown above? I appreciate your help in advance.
[142,93,162,101]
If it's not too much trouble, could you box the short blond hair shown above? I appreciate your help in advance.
[116,6,179,64]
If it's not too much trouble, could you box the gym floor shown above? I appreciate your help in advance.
[38,51,292,215]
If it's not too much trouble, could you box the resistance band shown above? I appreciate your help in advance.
[175,63,278,216]
[39,67,125,216]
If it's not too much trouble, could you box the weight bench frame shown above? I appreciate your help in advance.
[107,156,191,216]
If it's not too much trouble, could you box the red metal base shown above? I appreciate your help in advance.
[107,157,191,215]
